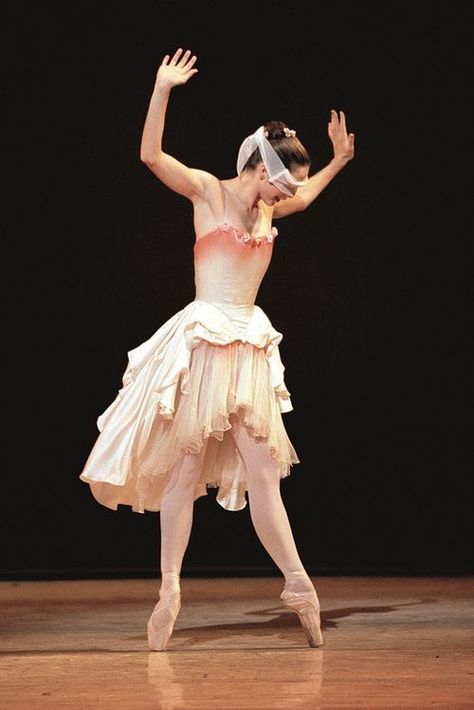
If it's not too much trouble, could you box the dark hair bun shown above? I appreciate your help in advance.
[264,120,289,140]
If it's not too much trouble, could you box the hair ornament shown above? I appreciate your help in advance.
[236,126,308,197]
[283,127,296,138]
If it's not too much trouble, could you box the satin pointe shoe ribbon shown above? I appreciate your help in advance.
[280,588,323,648]
[147,590,182,651]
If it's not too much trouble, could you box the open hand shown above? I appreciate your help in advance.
[328,110,355,163]
[156,48,198,89]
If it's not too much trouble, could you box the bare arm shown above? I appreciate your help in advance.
[140,48,210,199]
[273,109,355,219]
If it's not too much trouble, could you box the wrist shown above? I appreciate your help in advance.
[330,155,350,170]
[153,78,173,95]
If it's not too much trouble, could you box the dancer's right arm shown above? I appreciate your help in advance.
[140,49,210,200]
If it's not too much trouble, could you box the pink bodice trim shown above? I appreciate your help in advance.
[196,223,278,247]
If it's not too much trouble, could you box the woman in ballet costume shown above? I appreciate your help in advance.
[79,48,355,650]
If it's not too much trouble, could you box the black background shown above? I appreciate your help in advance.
[4,1,472,579]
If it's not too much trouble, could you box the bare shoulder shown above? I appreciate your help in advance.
[187,168,218,197]
[191,173,225,238]
[190,171,221,205]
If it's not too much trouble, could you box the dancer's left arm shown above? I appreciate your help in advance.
[273,110,355,218]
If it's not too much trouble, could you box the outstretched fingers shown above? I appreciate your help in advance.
[329,109,351,136]
[177,49,191,66]
[162,48,198,73]
[339,109,347,131]
[328,108,355,160]
[328,108,338,134]
[169,47,184,65]
[166,48,197,69]
[186,54,198,70]
[157,48,199,86]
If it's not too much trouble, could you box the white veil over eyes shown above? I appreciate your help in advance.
[236,125,308,197]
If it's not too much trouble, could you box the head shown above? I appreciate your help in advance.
[237,121,311,203]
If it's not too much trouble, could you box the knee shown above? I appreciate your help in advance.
[247,466,281,491]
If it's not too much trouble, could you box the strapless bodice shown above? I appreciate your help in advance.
[193,223,278,332]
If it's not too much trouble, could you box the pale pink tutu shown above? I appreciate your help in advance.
[79,299,300,512]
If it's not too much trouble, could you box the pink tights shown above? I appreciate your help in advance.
[158,415,314,595]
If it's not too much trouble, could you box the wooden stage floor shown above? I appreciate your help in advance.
[1,575,473,708]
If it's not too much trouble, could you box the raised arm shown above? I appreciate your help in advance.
[273,109,355,218]
[140,48,211,199]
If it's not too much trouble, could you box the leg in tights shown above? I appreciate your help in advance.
[147,444,209,650]
[159,441,209,592]
[147,445,205,651]
[231,414,315,596]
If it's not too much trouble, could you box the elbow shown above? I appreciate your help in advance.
[140,153,156,168]
[140,148,162,169]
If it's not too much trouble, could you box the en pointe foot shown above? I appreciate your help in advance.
[147,589,181,651]
[280,586,323,648]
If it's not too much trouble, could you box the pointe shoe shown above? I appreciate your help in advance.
[280,587,323,648]
[147,589,181,651]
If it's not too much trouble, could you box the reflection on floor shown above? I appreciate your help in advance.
[1,576,473,708]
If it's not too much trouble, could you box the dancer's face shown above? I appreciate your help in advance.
[260,164,309,204]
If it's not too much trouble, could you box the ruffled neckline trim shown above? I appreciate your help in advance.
[195,223,278,246]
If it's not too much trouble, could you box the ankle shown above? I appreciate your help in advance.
[159,571,181,595]
[283,570,315,594]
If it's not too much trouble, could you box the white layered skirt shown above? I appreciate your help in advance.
[79,299,300,512]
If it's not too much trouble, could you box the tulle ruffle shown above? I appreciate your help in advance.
[79,299,300,512]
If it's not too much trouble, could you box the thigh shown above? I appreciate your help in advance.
[230,413,281,486]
